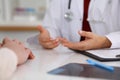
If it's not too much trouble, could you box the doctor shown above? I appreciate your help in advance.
[38,0,120,50]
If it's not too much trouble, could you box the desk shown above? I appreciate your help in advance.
[11,35,120,80]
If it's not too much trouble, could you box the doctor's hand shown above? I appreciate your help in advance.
[0,43,2,48]
[1,37,34,65]
[38,25,59,49]
[60,31,112,51]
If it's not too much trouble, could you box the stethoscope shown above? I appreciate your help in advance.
[64,0,73,22]
[64,0,112,22]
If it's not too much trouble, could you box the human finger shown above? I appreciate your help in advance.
[59,37,88,50]
[78,31,94,39]
[13,39,25,47]
[59,38,69,45]
[2,37,12,44]
[37,25,46,33]
[25,48,35,59]
[64,42,87,51]
[38,35,50,42]
[13,39,20,43]
[42,39,59,49]
[28,52,35,59]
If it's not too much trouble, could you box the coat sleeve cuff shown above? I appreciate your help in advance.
[106,32,120,48]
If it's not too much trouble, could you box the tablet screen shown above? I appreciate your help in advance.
[48,63,120,80]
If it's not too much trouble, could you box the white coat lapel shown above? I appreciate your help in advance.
[72,0,83,19]
[94,0,108,14]
[88,0,111,21]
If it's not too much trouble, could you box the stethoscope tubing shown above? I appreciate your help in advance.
[64,0,73,22]
[68,0,72,9]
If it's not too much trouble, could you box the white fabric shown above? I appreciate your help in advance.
[42,0,120,48]
[0,48,17,80]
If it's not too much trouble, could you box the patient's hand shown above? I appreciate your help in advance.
[1,37,34,65]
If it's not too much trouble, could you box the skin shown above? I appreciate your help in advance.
[0,37,34,65]
[60,31,112,51]
[38,26,112,51]
[0,43,2,48]
[38,25,59,49]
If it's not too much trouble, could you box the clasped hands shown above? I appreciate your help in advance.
[38,25,112,50]
[0,37,34,65]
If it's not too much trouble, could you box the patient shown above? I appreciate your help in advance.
[0,37,34,80]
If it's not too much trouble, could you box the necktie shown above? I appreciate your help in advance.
[80,0,91,41]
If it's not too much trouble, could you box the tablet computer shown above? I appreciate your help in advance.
[48,63,120,80]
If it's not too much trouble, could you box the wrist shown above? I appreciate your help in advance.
[103,37,112,48]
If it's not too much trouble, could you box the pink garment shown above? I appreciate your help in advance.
[0,48,18,80]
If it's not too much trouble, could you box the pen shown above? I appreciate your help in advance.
[86,59,114,72]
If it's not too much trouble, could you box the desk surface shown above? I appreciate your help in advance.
[10,35,120,80]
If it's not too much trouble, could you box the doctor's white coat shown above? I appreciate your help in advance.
[42,0,120,48]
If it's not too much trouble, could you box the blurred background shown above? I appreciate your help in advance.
[0,0,51,30]
[0,0,51,43]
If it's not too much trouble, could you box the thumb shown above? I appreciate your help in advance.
[37,25,46,33]
[78,31,93,39]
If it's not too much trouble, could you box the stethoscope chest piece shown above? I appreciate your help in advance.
[64,10,73,22]
[64,0,73,22]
